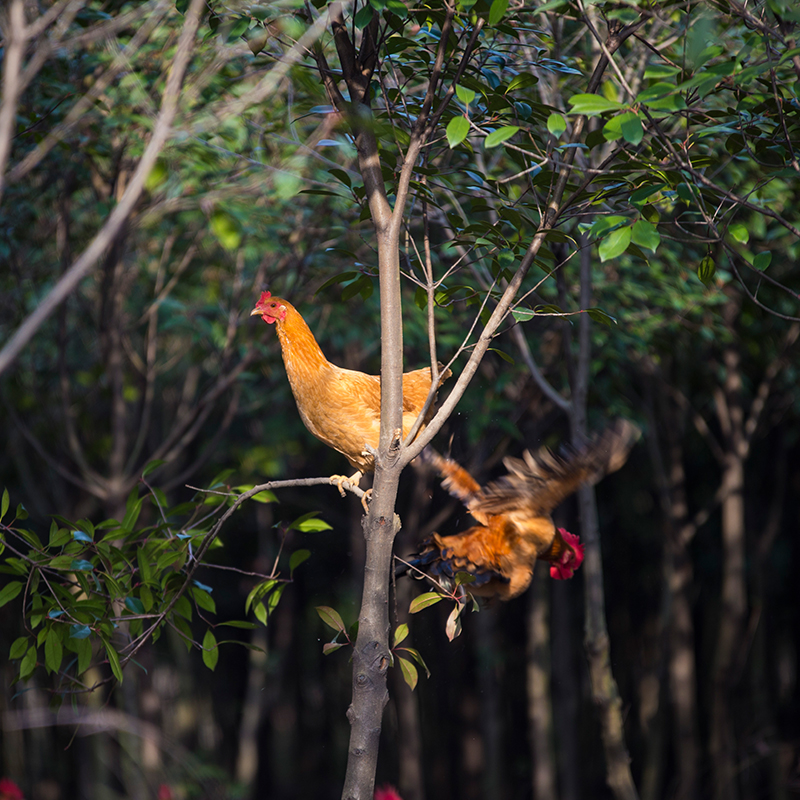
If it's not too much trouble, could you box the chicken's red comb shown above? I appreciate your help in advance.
[550,528,585,580]
[374,786,403,800]
[257,290,272,305]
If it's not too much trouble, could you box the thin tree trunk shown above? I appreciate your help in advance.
[572,242,638,800]
[710,301,747,800]
[551,579,580,800]
[528,566,556,800]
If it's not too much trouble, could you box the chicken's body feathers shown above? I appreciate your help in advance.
[405,421,639,601]
[252,292,448,476]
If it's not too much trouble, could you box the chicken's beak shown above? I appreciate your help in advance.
[250,307,262,317]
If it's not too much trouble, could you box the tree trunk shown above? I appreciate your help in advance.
[710,303,747,800]
[571,243,638,800]
[528,566,556,800]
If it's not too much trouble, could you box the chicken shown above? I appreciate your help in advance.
[400,419,640,602]
[251,292,450,496]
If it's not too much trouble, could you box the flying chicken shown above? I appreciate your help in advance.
[400,420,640,602]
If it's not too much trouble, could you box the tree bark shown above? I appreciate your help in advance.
[571,243,639,800]
[528,567,557,800]
[710,298,747,800]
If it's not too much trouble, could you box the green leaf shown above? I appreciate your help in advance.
[547,113,566,137]
[409,592,442,613]
[290,512,332,532]
[125,597,145,615]
[488,348,515,365]
[323,642,347,655]
[10,636,28,659]
[698,255,716,285]
[568,94,623,115]
[234,485,277,503]
[729,223,749,244]
[398,657,418,690]
[512,308,536,322]
[598,226,632,261]
[0,581,23,608]
[629,183,665,205]
[192,587,216,613]
[631,219,661,253]
[393,623,409,647]
[289,549,311,576]
[399,646,431,677]
[505,73,538,93]
[202,629,219,671]
[316,605,346,634]
[620,111,644,144]
[484,125,519,148]
[354,5,375,29]
[20,646,37,680]
[753,251,771,271]
[446,115,470,148]
[76,638,91,675]
[45,627,63,674]
[455,85,476,105]
[587,308,617,326]
[141,460,165,478]
[488,0,509,25]
[1,488,8,519]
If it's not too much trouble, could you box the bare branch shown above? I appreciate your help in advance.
[0,0,25,204]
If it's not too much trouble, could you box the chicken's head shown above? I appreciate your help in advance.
[549,528,585,580]
[251,291,288,324]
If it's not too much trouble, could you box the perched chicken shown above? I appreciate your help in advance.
[401,420,640,602]
[251,292,450,494]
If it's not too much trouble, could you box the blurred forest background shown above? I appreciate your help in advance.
[1,1,800,799]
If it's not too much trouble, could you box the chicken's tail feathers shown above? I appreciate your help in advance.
[419,447,483,507]
[598,418,641,476]
[482,418,640,515]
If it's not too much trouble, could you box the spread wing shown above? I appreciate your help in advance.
[474,419,640,520]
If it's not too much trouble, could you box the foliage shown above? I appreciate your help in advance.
[0,476,323,692]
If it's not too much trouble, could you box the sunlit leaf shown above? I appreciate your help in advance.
[568,94,623,115]
[729,223,749,244]
[484,125,519,148]
[409,592,442,613]
[455,85,476,105]
[598,226,632,261]
[446,115,470,148]
[547,113,566,137]
[316,605,346,634]
[631,219,660,253]
[393,623,409,647]
[398,657,418,690]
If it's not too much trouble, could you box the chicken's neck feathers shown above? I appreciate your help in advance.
[275,305,331,387]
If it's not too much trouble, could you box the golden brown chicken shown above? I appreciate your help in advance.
[401,420,640,602]
[251,291,450,493]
